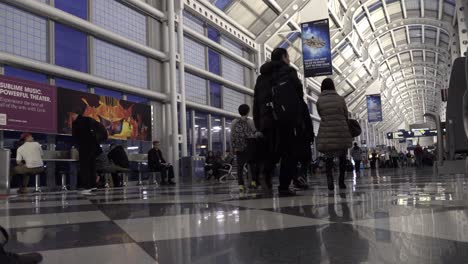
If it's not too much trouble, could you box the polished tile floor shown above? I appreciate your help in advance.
[2,167,468,263]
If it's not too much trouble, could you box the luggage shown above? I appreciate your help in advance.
[348,119,362,137]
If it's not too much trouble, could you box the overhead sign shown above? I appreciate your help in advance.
[366,94,383,122]
[387,129,440,139]
[301,18,333,77]
[0,75,57,134]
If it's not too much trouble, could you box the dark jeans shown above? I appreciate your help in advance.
[326,154,346,179]
[392,157,399,168]
[78,149,97,189]
[354,160,361,172]
[159,165,174,182]
[236,151,248,186]
[279,155,297,190]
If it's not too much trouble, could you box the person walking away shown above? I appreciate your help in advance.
[11,133,44,194]
[414,144,424,168]
[253,48,306,196]
[148,141,175,185]
[316,78,353,190]
[390,147,399,168]
[294,101,314,190]
[370,149,378,169]
[350,143,362,175]
[384,147,391,168]
[72,107,108,194]
[230,104,256,192]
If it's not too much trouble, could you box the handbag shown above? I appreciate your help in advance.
[348,119,362,137]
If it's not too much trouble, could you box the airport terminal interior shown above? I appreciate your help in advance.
[1,0,468,263]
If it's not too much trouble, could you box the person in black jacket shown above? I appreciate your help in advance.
[148,141,175,185]
[108,144,130,187]
[72,106,108,193]
[294,102,314,190]
[253,48,308,196]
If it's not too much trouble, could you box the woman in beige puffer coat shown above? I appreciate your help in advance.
[316,78,353,190]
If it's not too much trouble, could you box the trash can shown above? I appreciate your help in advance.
[0,149,11,195]
[180,156,205,183]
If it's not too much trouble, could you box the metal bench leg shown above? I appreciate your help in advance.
[61,173,68,191]
[137,172,143,186]
[105,173,111,188]
[152,172,159,185]
[34,174,41,193]
[122,173,128,187]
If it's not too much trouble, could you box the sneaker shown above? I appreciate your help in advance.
[0,250,43,264]
[16,188,28,195]
[167,181,176,185]
[250,181,257,189]
[293,181,309,190]
[239,185,245,192]
[278,188,296,196]
[78,188,96,195]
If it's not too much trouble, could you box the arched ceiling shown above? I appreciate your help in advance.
[209,0,458,132]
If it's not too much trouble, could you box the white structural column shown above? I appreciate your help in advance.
[167,0,180,179]
[177,1,188,157]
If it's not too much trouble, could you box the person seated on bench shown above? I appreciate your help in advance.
[95,147,130,188]
[11,133,44,194]
[148,140,175,185]
[108,144,130,187]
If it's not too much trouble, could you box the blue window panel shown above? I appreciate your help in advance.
[207,26,220,43]
[208,49,221,75]
[56,78,88,92]
[210,81,222,108]
[0,3,47,61]
[55,0,87,19]
[55,23,88,72]
[213,0,233,11]
[94,87,123,99]
[4,66,47,83]
[126,94,148,103]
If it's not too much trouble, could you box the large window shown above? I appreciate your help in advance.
[194,112,208,156]
[55,23,88,72]
[225,118,233,153]
[56,78,88,92]
[211,115,223,153]
[55,0,87,19]
[4,66,47,83]
[210,81,222,108]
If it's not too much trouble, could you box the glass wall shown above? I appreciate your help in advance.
[211,115,223,153]
[194,112,208,156]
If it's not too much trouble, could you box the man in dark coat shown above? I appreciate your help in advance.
[253,48,308,195]
[72,106,107,193]
[108,144,130,187]
[148,141,175,185]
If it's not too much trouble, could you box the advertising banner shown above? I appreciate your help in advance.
[0,75,57,134]
[301,18,332,77]
[366,94,383,123]
[57,88,152,141]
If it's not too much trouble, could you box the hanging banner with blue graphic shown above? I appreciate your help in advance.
[301,18,332,77]
[366,94,383,123]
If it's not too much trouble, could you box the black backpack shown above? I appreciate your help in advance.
[268,74,301,125]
